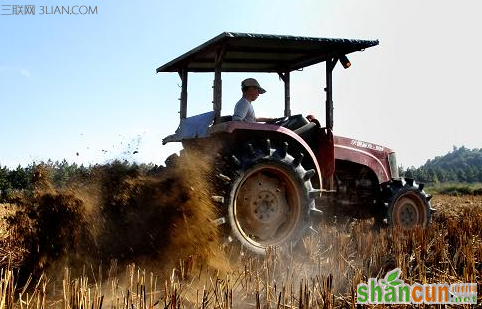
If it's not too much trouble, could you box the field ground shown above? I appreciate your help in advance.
[1,194,481,308]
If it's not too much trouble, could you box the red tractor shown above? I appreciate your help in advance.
[157,32,433,254]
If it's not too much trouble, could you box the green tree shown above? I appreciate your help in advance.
[0,165,11,195]
[7,165,31,190]
[409,146,482,184]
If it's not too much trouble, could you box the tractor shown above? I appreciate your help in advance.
[157,32,433,254]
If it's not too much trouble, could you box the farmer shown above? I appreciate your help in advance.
[233,78,272,123]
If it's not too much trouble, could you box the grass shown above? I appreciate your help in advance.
[1,194,481,308]
[425,182,482,196]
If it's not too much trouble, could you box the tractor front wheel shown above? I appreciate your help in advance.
[386,179,432,229]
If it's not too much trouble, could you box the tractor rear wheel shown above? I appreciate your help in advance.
[214,139,320,255]
[386,179,432,229]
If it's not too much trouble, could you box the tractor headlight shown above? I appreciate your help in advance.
[388,152,399,179]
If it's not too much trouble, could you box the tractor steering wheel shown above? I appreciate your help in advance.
[264,116,289,125]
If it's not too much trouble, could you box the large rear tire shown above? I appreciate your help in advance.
[214,139,320,255]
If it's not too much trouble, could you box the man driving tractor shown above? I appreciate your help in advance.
[233,78,272,123]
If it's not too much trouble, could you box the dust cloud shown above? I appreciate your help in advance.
[1,151,227,280]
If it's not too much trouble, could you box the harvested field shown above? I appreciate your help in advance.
[1,158,481,308]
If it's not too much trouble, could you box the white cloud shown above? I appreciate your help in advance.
[18,69,31,77]
[0,66,32,78]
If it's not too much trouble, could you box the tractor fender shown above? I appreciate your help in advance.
[210,121,322,186]
[334,135,392,184]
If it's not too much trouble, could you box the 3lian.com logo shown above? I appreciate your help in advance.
[357,268,477,305]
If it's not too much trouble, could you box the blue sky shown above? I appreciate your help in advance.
[1,0,481,169]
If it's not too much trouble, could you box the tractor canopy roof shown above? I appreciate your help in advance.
[156,32,378,73]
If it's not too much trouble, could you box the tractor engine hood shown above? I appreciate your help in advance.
[334,135,398,183]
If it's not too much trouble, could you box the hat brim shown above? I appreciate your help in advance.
[258,87,266,94]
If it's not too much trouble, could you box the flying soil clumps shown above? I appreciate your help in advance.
[1,152,223,278]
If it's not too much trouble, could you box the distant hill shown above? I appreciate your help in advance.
[402,146,482,183]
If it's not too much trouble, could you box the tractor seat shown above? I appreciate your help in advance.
[219,115,233,123]
[294,122,317,142]
[282,114,309,131]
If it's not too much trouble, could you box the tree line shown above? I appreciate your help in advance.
[1,146,481,196]
[401,146,482,183]
[0,160,84,193]
[0,159,163,198]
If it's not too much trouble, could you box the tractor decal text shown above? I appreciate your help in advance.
[351,139,384,152]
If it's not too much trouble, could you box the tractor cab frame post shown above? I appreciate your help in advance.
[325,58,337,130]
[213,47,227,124]
[323,57,338,190]
[178,69,188,120]
[278,71,291,117]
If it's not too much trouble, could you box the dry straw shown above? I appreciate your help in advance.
[1,195,481,308]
